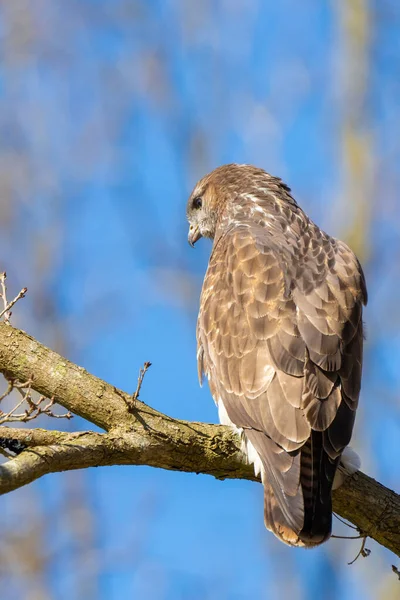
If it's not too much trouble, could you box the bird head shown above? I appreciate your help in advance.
[186,164,253,246]
[186,176,220,247]
[186,163,295,247]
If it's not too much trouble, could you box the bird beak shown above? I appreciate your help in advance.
[188,224,202,247]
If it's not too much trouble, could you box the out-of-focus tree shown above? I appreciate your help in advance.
[0,1,399,599]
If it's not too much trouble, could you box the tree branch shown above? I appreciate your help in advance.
[0,324,399,557]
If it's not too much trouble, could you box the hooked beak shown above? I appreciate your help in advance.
[188,224,202,247]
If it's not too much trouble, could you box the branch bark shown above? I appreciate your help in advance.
[0,323,399,558]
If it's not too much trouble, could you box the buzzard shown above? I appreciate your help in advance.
[187,164,367,547]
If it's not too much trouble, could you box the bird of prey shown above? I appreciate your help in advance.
[187,164,367,547]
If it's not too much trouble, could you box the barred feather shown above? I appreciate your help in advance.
[188,164,366,546]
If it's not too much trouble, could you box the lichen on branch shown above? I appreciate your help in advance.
[0,323,398,559]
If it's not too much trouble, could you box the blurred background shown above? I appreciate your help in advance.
[0,1,399,598]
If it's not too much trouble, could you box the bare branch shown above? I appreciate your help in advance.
[0,324,128,430]
[0,375,71,425]
[133,361,152,402]
[348,535,371,565]
[0,323,398,558]
[125,360,152,411]
[0,272,27,324]
[392,565,400,581]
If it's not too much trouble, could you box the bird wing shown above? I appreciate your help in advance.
[197,223,366,546]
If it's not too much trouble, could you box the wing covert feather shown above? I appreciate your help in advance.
[197,225,365,545]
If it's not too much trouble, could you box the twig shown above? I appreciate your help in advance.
[0,379,14,404]
[348,535,371,565]
[331,513,361,537]
[392,565,400,581]
[334,513,359,531]
[0,272,27,324]
[0,288,28,322]
[133,361,152,402]
[332,534,365,540]
[126,361,152,412]
[40,396,73,420]
[0,393,28,424]
[0,375,72,425]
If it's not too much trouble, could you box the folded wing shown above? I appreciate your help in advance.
[197,225,366,546]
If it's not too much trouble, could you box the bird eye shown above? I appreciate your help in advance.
[192,196,202,210]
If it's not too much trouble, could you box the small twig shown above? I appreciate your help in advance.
[15,377,34,403]
[0,288,28,322]
[392,565,400,581]
[334,513,359,531]
[332,514,370,557]
[40,396,72,420]
[0,379,14,404]
[0,374,72,424]
[0,272,27,324]
[133,362,152,402]
[348,535,371,565]
[0,393,27,424]
[126,361,152,412]
[13,379,34,389]
[0,272,7,314]
[332,534,365,540]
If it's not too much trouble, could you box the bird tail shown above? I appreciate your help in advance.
[296,432,337,546]
[262,479,307,547]
[245,430,338,547]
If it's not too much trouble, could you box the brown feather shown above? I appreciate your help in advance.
[189,163,366,547]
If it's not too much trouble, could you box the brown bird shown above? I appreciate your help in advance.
[187,164,367,547]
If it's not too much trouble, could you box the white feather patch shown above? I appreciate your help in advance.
[217,398,264,479]
[217,399,240,430]
[332,446,361,490]
[218,397,360,493]
[241,437,264,480]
